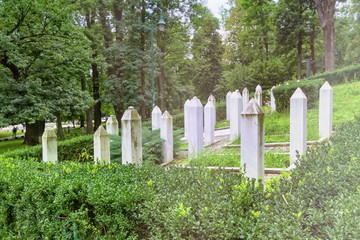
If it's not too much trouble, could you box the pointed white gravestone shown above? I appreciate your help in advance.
[184,99,190,139]
[151,106,162,130]
[270,86,276,113]
[226,91,232,120]
[290,88,307,165]
[161,111,173,163]
[121,106,142,165]
[242,88,249,108]
[255,85,262,108]
[106,115,119,135]
[204,101,215,144]
[94,125,110,164]
[208,94,217,127]
[188,97,203,156]
[319,81,333,139]
[230,90,242,141]
[241,99,265,179]
[42,129,58,163]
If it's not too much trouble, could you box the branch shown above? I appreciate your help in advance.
[0,52,21,81]
[313,0,325,28]
[7,4,32,35]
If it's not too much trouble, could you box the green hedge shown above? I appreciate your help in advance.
[308,64,360,84]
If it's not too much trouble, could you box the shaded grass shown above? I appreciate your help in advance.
[0,132,23,139]
[0,139,28,154]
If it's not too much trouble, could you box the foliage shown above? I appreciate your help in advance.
[307,64,360,84]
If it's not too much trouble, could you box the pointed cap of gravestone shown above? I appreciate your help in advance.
[152,105,162,114]
[243,87,249,94]
[230,89,242,99]
[161,110,172,119]
[242,98,264,115]
[271,86,276,90]
[226,91,232,97]
[184,99,191,106]
[205,100,215,109]
[106,115,118,124]
[42,129,57,138]
[94,125,109,136]
[208,94,216,102]
[320,81,332,90]
[291,88,307,99]
[256,85,262,93]
[121,106,141,121]
[190,96,203,107]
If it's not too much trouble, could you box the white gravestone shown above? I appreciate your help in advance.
[270,86,276,113]
[184,99,190,139]
[242,88,249,108]
[255,85,262,108]
[161,111,173,163]
[188,97,204,156]
[94,125,110,164]
[319,81,333,139]
[230,90,242,141]
[42,129,58,164]
[241,98,265,179]
[204,101,215,144]
[226,91,232,120]
[290,88,307,165]
[208,94,216,126]
[106,115,119,135]
[152,106,162,130]
[121,106,142,165]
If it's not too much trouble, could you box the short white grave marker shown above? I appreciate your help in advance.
[161,111,173,163]
[42,129,58,163]
[319,81,333,139]
[188,97,203,156]
[230,90,242,141]
[94,125,110,164]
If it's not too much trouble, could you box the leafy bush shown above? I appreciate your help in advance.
[272,78,324,112]
[308,64,360,84]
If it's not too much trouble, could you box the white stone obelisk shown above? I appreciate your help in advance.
[94,125,110,164]
[319,81,333,139]
[270,86,276,113]
[42,129,58,163]
[230,90,242,141]
[226,91,232,120]
[106,115,119,135]
[255,85,262,108]
[208,94,216,126]
[184,99,190,139]
[161,111,173,163]
[242,88,249,108]
[290,88,307,165]
[151,106,162,130]
[188,97,203,156]
[241,98,265,179]
[121,106,142,165]
[204,101,215,144]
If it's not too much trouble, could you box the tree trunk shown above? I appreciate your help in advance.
[24,120,45,146]
[310,27,317,75]
[86,107,93,134]
[139,0,146,120]
[297,34,303,79]
[92,60,102,131]
[56,114,65,140]
[113,106,123,129]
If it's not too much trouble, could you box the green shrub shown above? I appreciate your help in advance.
[308,64,360,84]
[272,78,324,112]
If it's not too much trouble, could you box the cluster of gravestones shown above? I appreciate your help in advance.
[42,81,333,179]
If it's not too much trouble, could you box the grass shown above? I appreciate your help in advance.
[0,139,28,154]
[0,132,23,139]
[215,120,230,128]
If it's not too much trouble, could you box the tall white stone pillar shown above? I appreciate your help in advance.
[106,115,119,135]
[184,99,190,139]
[161,111,173,163]
[230,90,242,141]
[204,101,215,144]
[242,88,249,108]
[121,106,142,165]
[270,86,276,113]
[151,106,162,130]
[188,97,203,156]
[208,94,216,126]
[241,99,265,179]
[255,85,262,108]
[42,129,58,163]
[94,125,110,164]
[290,88,307,165]
[319,81,333,139]
[226,91,232,120]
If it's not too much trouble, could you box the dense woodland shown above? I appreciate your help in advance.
[0,0,359,145]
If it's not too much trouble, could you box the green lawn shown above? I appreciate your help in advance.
[0,132,23,139]
[0,139,28,154]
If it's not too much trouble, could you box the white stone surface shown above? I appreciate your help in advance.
[42,129,58,163]
[184,99,190,138]
[319,81,333,139]
[106,115,119,135]
[242,88,249,108]
[204,101,215,144]
[270,86,276,113]
[188,97,204,156]
[255,85,262,93]
[151,106,162,130]
[230,90,242,141]
[121,106,142,165]
[94,125,110,164]
[208,94,217,126]
[290,88,307,164]
[241,98,265,179]
[255,85,262,108]
[161,111,173,163]
[226,91,232,120]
